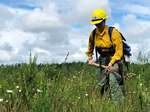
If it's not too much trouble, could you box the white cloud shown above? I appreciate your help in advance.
[112,23,120,30]
[123,4,150,16]
[61,0,111,25]
[120,13,150,62]
[122,14,150,42]
[20,3,65,32]
[0,0,149,64]
[0,29,36,48]
[0,5,14,30]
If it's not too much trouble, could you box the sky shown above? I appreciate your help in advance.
[0,0,150,64]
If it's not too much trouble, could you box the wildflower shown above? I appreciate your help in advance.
[78,97,81,99]
[140,83,142,86]
[37,89,43,93]
[19,89,22,92]
[6,100,8,103]
[16,86,19,89]
[0,98,3,102]
[6,90,13,93]
[73,75,76,79]
[85,93,88,96]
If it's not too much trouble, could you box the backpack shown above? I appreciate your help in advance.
[92,26,131,70]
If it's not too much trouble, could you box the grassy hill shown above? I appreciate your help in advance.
[0,57,150,111]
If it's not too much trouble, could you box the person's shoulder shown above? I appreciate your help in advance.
[111,27,120,34]
[109,27,122,40]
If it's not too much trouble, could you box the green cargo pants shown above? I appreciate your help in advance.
[99,56,124,102]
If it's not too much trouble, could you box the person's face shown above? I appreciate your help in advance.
[95,20,105,28]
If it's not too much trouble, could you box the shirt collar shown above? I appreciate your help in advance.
[96,25,108,36]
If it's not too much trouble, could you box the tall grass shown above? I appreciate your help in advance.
[0,54,150,112]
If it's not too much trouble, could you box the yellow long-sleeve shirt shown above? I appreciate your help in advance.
[85,25,123,65]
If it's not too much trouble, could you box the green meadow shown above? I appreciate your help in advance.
[0,54,150,112]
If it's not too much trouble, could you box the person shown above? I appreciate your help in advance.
[85,9,124,102]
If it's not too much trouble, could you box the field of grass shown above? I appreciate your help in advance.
[0,56,150,112]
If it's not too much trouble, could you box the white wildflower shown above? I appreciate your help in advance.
[37,89,43,93]
[78,97,81,99]
[140,83,142,86]
[16,86,19,89]
[6,90,13,93]
[19,89,22,92]
[6,100,8,103]
[85,93,88,96]
[0,98,3,102]
[73,75,76,79]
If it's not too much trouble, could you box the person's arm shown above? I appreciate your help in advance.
[110,28,123,65]
[85,32,95,64]
[105,28,123,73]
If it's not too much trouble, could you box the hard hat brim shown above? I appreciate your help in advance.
[90,16,108,25]
[90,20,103,25]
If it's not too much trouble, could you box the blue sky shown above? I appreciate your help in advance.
[0,0,150,64]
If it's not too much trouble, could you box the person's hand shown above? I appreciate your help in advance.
[105,63,112,73]
[88,59,94,65]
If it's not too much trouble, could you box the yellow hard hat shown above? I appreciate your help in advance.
[91,9,108,25]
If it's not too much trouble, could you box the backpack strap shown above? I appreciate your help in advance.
[108,26,126,41]
[108,26,114,42]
